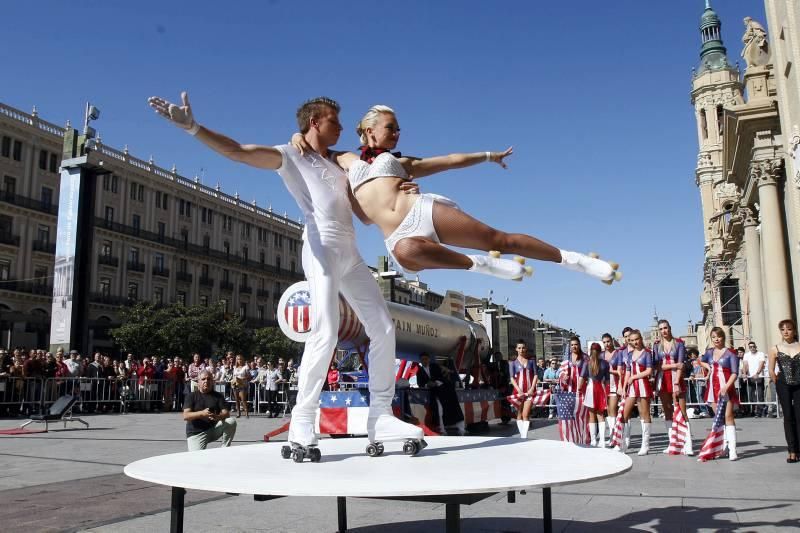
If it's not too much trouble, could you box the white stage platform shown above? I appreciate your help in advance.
[125,436,632,532]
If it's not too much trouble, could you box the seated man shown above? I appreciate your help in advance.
[183,370,237,451]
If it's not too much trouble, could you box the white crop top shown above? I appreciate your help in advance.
[348,152,409,191]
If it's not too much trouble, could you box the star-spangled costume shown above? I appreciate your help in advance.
[701,348,740,405]
[653,338,687,395]
[507,358,537,408]
[581,359,610,411]
[625,349,653,398]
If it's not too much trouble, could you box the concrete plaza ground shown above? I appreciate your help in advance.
[0,411,798,532]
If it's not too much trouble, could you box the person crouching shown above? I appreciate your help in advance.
[184,370,237,451]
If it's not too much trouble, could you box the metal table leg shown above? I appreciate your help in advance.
[337,496,347,532]
[543,487,552,533]
[445,503,460,533]
[170,487,186,533]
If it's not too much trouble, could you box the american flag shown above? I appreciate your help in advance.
[697,398,728,462]
[608,391,626,449]
[666,401,689,455]
[555,391,589,445]
[284,289,311,334]
[315,390,370,435]
[531,389,551,406]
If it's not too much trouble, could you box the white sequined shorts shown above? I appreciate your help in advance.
[384,193,459,275]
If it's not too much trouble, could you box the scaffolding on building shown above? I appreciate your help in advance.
[705,256,747,345]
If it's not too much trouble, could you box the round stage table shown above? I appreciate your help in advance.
[125,436,632,533]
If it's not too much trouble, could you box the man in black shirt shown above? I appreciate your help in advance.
[183,370,237,451]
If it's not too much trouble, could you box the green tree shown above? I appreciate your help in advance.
[110,301,161,356]
[253,326,301,360]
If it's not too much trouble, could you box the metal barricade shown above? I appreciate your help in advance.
[41,377,126,413]
[124,378,174,412]
[0,377,44,415]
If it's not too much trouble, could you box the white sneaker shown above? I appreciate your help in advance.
[468,254,531,281]
[368,413,423,443]
[288,419,318,447]
[559,250,620,283]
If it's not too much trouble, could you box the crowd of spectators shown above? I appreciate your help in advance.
[0,347,300,417]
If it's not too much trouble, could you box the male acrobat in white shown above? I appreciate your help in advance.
[148,93,426,459]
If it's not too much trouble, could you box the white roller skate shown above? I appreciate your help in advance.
[469,252,533,281]
[559,250,622,285]
[366,412,427,457]
[281,419,321,463]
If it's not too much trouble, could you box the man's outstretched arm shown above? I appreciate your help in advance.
[148,91,282,170]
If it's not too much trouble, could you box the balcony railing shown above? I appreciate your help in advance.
[256,289,269,298]
[220,280,234,291]
[152,266,170,277]
[94,216,304,281]
[32,240,55,254]
[0,231,20,247]
[0,190,58,215]
[127,261,145,272]
[98,255,119,267]
[199,276,214,287]
[175,272,192,283]
[89,292,133,306]
[0,280,52,296]
[239,285,252,294]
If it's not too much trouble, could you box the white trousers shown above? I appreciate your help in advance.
[292,234,395,425]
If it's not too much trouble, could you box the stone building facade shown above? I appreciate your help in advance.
[0,102,304,353]
[691,2,798,350]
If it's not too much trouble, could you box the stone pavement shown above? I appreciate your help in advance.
[0,412,798,532]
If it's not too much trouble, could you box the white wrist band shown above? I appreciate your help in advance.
[485,151,491,162]
[186,121,200,136]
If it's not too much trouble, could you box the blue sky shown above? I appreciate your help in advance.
[3,1,767,340]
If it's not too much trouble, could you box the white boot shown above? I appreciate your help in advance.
[619,422,631,453]
[518,420,530,439]
[606,418,614,447]
[599,421,608,448]
[516,420,524,438]
[368,411,423,443]
[288,418,318,447]
[638,422,651,456]
[468,255,530,280]
[559,250,618,282]
[662,419,673,454]
[683,422,694,456]
[726,426,738,461]
[589,423,598,447]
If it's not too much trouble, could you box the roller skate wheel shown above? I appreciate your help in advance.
[280,445,291,459]
[602,278,614,286]
[523,266,534,277]
[489,250,501,258]
[613,271,623,281]
[366,443,380,457]
[513,256,525,265]
[291,449,304,463]
[377,443,385,455]
[402,441,418,455]
[309,448,322,462]
[609,261,620,271]
[589,252,600,259]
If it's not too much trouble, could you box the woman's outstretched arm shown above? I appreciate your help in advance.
[401,146,513,179]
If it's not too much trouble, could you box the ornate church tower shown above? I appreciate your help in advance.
[690,1,745,336]
[691,1,744,253]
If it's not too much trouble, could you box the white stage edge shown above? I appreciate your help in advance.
[125,436,632,498]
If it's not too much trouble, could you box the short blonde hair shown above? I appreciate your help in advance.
[356,105,395,146]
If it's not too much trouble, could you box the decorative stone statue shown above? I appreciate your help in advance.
[741,17,770,68]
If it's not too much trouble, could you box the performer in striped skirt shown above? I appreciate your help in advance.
[699,326,740,460]
[603,332,625,445]
[653,319,693,455]
[618,330,653,455]
[507,339,538,438]
[578,342,610,447]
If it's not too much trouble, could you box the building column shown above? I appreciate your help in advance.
[755,159,792,344]
[741,208,767,348]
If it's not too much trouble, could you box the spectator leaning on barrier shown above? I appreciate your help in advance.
[743,341,766,416]
[65,351,81,377]
[183,369,237,451]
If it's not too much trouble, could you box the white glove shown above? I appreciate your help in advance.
[147,91,199,135]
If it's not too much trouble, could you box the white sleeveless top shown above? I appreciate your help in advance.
[347,152,408,191]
